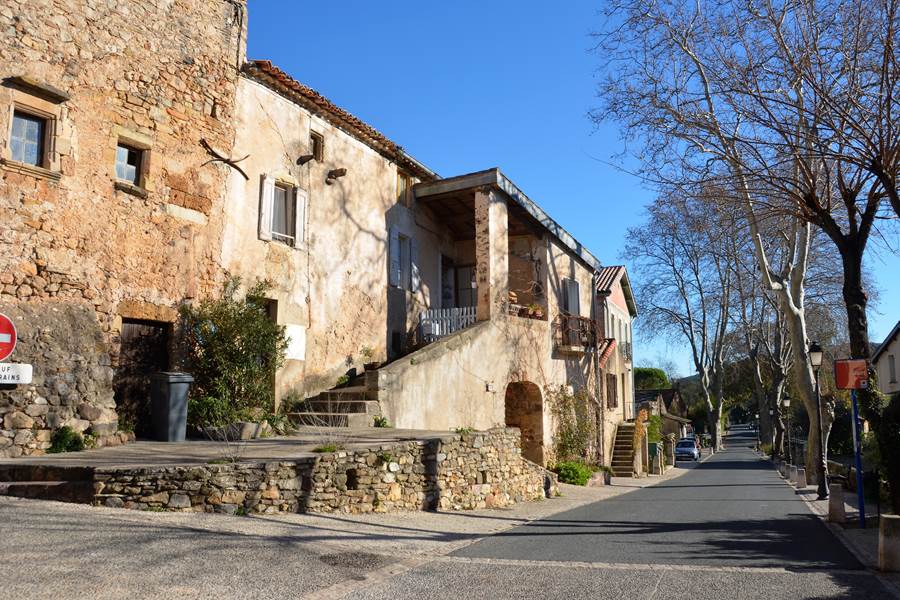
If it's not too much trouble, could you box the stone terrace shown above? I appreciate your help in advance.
[0,427,557,516]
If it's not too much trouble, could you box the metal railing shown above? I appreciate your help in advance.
[419,306,477,343]
[553,314,598,349]
[621,341,633,361]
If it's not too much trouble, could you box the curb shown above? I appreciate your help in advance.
[767,458,900,599]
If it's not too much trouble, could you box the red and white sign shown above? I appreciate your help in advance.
[835,359,869,390]
[0,313,16,362]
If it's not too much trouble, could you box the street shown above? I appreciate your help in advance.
[1,426,896,599]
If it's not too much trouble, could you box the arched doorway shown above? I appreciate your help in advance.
[504,381,544,464]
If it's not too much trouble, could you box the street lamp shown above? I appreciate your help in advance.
[809,341,829,500]
[783,394,792,465]
[768,408,775,456]
[755,412,760,449]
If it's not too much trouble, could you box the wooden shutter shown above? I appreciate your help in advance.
[410,238,420,293]
[258,174,275,241]
[293,187,308,248]
[388,226,401,287]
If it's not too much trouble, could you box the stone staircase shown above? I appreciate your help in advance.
[610,422,636,477]
[0,464,95,503]
[288,371,382,428]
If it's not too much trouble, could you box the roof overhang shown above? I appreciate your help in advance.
[415,168,604,273]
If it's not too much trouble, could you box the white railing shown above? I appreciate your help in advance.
[419,307,477,343]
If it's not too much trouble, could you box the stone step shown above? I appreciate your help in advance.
[299,398,381,415]
[0,480,95,503]
[0,465,94,483]
[288,412,375,428]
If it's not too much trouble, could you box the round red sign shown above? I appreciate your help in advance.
[0,313,17,362]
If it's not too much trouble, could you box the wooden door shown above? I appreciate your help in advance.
[113,319,170,436]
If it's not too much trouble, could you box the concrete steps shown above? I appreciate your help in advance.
[288,374,383,429]
[610,423,636,477]
[0,465,95,504]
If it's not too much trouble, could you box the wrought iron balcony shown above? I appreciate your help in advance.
[553,314,598,355]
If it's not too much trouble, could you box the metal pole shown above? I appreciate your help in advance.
[815,368,829,500]
[850,389,866,528]
[786,413,792,465]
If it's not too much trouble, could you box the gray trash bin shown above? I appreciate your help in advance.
[150,372,194,442]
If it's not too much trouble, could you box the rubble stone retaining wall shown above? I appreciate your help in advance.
[92,428,557,514]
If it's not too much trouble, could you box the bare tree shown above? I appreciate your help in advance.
[626,194,733,449]
[593,0,900,505]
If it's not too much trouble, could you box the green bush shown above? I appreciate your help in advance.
[548,385,593,461]
[47,426,85,454]
[646,414,663,444]
[179,277,288,429]
[373,416,390,428]
[552,461,594,486]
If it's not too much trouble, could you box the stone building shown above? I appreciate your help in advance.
[0,0,637,466]
[0,0,247,454]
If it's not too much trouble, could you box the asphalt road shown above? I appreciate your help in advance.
[356,425,896,600]
[2,425,896,599]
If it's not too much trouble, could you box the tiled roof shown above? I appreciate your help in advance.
[596,265,638,317]
[242,60,436,181]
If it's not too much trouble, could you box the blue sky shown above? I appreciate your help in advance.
[247,1,899,377]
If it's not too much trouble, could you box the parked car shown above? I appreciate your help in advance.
[675,438,700,462]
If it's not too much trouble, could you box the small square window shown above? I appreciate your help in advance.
[115,144,143,185]
[271,183,296,244]
[310,131,324,162]
[11,111,46,167]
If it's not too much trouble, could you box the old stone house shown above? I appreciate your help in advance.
[0,0,637,467]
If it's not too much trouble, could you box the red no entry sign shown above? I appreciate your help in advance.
[835,359,868,389]
[0,313,17,361]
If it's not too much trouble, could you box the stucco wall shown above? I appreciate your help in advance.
[875,334,899,396]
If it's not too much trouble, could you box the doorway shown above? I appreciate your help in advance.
[504,381,544,464]
[113,318,170,437]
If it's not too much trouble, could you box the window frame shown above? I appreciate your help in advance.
[10,109,47,167]
[114,143,144,186]
[270,181,297,245]
[3,99,60,178]
[889,354,897,384]
[397,171,413,207]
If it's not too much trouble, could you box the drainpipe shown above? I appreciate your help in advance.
[592,271,606,466]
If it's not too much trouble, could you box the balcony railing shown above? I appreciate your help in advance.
[621,341,633,362]
[419,306,477,343]
[553,314,598,354]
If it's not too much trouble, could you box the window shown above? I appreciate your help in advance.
[890,355,897,384]
[563,278,580,315]
[115,144,143,185]
[271,183,296,244]
[259,175,306,247]
[10,111,46,166]
[397,171,413,207]
[310,131,324,162]
[388,226,418,292]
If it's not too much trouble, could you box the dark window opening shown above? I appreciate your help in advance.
[271,183,296,244]
[310,131,324,162]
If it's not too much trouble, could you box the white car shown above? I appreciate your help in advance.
[675,439,700,461]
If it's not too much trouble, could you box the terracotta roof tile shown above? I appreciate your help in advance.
[242,60,436,181]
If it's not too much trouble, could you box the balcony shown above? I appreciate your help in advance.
[621,341,633,362]
[553,314,598,355]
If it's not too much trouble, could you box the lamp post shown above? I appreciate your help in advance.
[768,408,775,456]
[809,341,829,500]
[783,395,792,465]
[755,413,760,450]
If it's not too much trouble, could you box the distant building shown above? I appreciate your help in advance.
[873,321,900,396]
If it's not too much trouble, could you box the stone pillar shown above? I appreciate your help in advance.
[789,465,798,482]
[794,467,808,488]
[827,484,846,523]
[474,187,508,322]
[879,514,900,572]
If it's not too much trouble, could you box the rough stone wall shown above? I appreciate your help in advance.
[0,0,246,455]
[92,428,557,514]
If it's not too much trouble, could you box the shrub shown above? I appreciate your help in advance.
[179,277,288,429]
[548,385,594,461]
[552,461,594,486]
[646,414,663,444]
[312,443,342,453]
[453,426,475,435]
[48,426,85,454]
[373,416,390,428]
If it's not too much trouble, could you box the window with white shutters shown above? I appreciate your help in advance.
[259,175,306,248]
[388,226,418,292]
